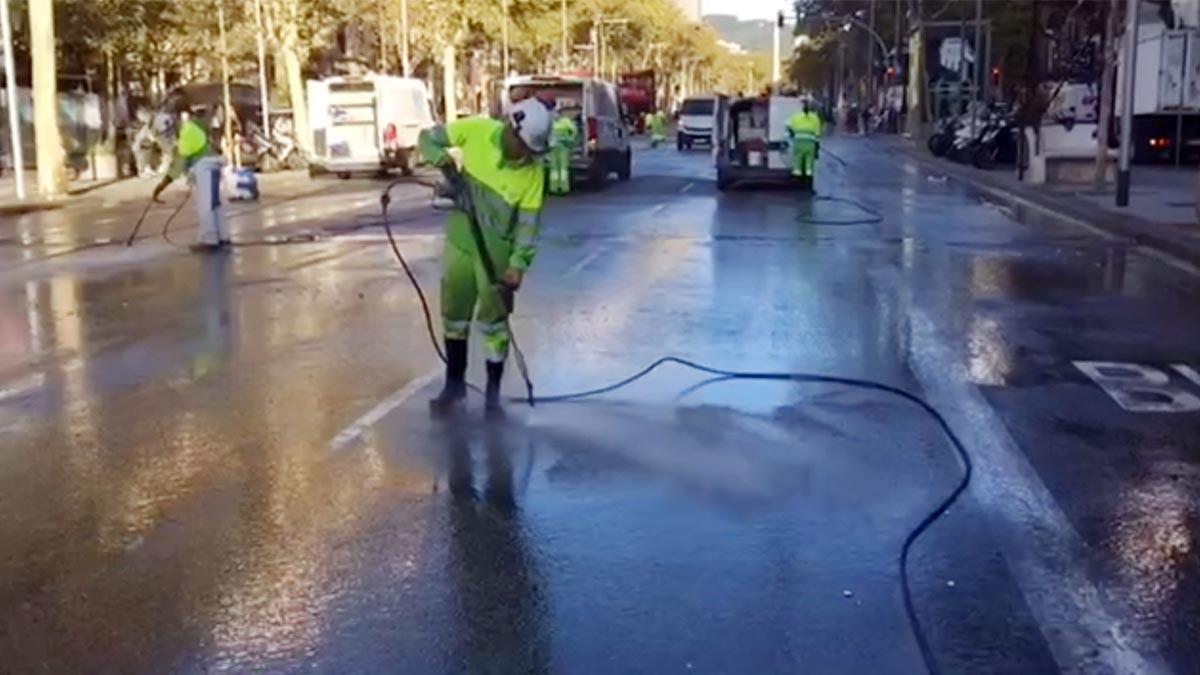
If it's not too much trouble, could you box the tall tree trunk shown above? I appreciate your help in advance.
[29,0,64,197]
[442,43,457,121]
[105,49,117,152]
[279,0,310,153]
[1095,0,1119,185]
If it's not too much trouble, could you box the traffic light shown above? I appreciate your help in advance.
[777,11,785,28]
[991,66,1001,86]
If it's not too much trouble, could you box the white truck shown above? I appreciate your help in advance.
[1116,0,1200,163]
[307,75,434,177]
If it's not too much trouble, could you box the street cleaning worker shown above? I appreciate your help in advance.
[647,110,667,148]
[548,108,578,195]
[151,109,228,251]
[418,97,553,417]
[786,99,822,179]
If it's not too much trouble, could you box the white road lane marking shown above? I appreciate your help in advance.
[1173,363,1200,388]
[903,303,1170,674]
[329,370,440,451]
[679,181,694,194]
[1075,361,1200,412]
[562,249,603,278]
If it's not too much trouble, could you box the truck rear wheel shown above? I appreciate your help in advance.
[588,158,606,188]
[717,168,731,191]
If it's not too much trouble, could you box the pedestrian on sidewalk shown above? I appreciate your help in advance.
[418,97,552,417]
[151,109,228,252]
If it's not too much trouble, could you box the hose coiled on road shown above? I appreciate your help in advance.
[379,177,971,675]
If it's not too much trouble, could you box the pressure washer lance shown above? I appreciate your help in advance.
[124,190,191,248]
[380,174,536,407]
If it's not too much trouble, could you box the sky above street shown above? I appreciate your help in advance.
[703,0,783,21]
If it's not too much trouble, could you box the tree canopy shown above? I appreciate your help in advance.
[16,0,768,109]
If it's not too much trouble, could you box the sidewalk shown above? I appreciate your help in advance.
[0,169,327,219]
[0,170,143,215]
[878,135,1200,269]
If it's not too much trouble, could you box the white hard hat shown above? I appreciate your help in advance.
[508,96,553,155]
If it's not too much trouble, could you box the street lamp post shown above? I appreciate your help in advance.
[1117,0,1139,207]
[253,0,270,137]
[401,0,411,76]
[773,12,781,84]
[971,0,983,137]
[1,0,24,200]
[502,0,510,78]
[868,1,876,110]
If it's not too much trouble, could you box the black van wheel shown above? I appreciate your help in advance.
[617,150,632,181]
[717,168,731,191]
[588,158,606,188]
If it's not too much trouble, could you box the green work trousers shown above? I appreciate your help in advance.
[441,210,513,363]
[548,147,572,195]
[791,139,816,178]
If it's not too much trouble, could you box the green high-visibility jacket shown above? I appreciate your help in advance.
[418,116,545,271]
[168,118,212,180]
[647,112,666,136]
[552,115,579,150]
[787,111,822,142]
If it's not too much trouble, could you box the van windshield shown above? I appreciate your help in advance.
[681,99,714,115]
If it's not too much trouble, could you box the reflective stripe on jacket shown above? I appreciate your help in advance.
[418,116,545,271]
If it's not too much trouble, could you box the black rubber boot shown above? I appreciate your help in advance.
[429,339,468,417]
[485,361,505,419]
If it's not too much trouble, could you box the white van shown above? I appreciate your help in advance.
[676,95,716,150]
[714,94,809,190]
[505,75,631,186]
[307,75,434,177]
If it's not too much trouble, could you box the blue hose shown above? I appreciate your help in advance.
[382,181,967,675]
[519,356,969,675]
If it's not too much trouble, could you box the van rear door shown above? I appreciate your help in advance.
[714,95,730,169]
[327,81,379,163]
[374,78,433,149]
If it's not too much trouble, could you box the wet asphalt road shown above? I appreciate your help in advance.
[0,136,1198,674]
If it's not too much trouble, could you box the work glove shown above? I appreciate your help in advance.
[433,164,467,211]
[496,268,522,315]
[495,282,515,315]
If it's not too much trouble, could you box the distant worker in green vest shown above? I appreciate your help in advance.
[786,99,822,180]
[418,97,553,418]
[647,110,667,148]
[152,109,228,251]
[548,108,579,195]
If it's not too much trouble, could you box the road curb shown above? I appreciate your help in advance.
[0,201,64,216]
[880,137,1200,272]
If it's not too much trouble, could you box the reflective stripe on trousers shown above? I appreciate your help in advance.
[189,156,227,245]
[440,211,513,363]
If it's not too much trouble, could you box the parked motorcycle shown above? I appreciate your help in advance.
[927,117,957,157]
[246,127,307,173]
[972,106,1019,170]
[946,116,986,164]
